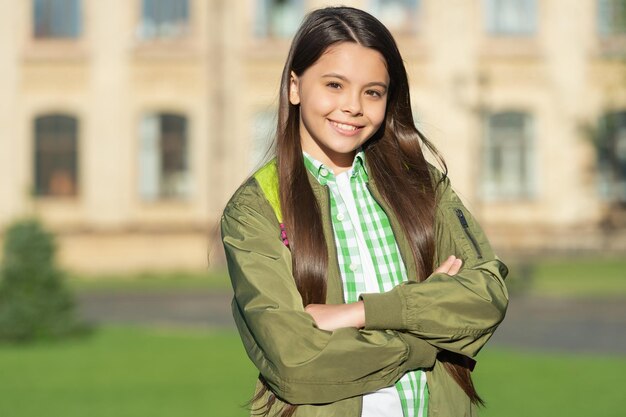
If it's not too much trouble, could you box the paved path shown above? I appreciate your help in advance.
[488,295,626,354]
[78,291,626,354]
[78,291,235,329]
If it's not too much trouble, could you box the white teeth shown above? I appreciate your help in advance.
[332,121,358,131]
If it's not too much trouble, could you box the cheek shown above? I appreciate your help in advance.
[313,96,337,116]
[369,103,388,128]
[300,87,335,117]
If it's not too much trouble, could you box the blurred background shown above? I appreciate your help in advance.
[0,0,625,416]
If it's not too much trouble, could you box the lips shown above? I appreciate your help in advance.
[328,119,364,136]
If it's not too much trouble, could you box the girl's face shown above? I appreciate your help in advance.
[289,42,389,173]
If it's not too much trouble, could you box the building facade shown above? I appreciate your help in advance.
[1,0,625,272]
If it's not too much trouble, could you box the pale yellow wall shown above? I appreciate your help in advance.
[2,0,626,272]
[4,0,218,230]
[0,0,21,223]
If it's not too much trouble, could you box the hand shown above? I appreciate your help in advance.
[435,255,463,276]
[305,302,365,331]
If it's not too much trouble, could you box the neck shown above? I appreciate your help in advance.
[301,145,355,175]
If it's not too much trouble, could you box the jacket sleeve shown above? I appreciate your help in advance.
[221,183,438,405]
[360,173,509,358]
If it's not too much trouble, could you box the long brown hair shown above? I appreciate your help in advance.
[253,6,482,416]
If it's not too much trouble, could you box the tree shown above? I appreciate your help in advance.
[594,112,626,202]
[0,218,89,342]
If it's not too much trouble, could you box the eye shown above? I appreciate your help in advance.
[365,89,384,98]
[326,82,342,89]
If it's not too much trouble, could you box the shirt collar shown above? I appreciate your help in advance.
[354,152,368,181]
[302,150,369,185]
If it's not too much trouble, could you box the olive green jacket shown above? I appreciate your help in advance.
[221,162,509,417]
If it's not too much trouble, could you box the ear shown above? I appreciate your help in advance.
[289,71,301,105]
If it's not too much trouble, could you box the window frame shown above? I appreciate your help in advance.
[33,0,82,39]
[253,0,306,39]
[138,112,191,201]
[482,111,536,201]
[250,110,276,169]
[484,0,538,36]
[33,114,80,198]
[138,0,191,40]
[368,0,422,35]
[597,0,626,37]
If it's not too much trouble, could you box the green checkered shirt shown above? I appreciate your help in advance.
[303,152,428,417]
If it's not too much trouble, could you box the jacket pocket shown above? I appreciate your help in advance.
[453,208,483,260]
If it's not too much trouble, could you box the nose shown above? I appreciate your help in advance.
[341,91,363,116]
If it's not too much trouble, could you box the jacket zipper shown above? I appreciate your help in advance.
[454,208,483,260]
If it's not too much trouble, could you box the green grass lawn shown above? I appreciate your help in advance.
[529,257,626,297]
[66,269,232,293]
[0,326,624,417]
[496,256,626,298]
[0,327,256,417]
[475,348,626,417]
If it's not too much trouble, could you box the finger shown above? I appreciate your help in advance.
[447,258,463,276]
[433,256,454,274]
[434,255,456,274]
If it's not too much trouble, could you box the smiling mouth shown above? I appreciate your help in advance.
[329,120,363,132]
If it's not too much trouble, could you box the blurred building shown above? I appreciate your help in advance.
[1,0,625,273]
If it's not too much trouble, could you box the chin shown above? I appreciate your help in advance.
[331,144,361,154]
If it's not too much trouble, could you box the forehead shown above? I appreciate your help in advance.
[307,42,389,83]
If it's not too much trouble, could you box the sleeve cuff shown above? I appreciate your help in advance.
[360,288,405,330]
[398,332,437,370]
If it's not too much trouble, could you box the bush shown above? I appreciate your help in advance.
[0,218,89,342]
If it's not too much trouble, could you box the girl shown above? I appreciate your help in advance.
[221,6,508,417]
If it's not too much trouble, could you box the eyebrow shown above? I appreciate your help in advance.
[322,73,388,90]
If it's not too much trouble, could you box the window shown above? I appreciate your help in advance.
[34,0,81,38]
[412,105,424,130]
[255,0,305,38]
[34,115,79,197]
[596,112,626,201]
[251,111,276,168]
[139,0,189,39]
[138,113,189,200]
[484,0,537,35]
[482,112,535,200]
[369,0,421,33]
[598,0,626,36]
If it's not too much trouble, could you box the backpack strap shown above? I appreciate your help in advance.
[254,161,289,247]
